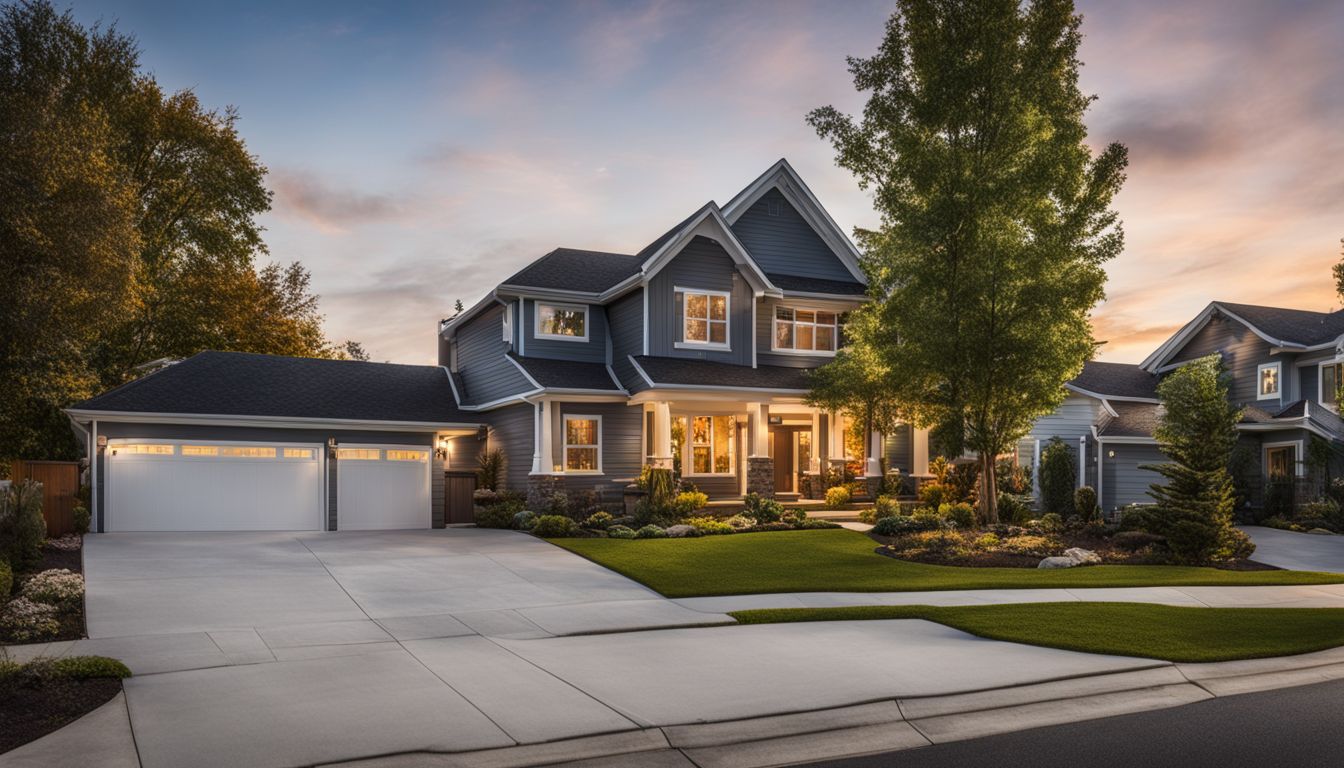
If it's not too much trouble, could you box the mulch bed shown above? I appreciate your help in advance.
[1,539,87,644]
[0,677,122,754]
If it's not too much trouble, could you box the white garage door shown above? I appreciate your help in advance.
[106,440,323,531]
[336,444,432,530]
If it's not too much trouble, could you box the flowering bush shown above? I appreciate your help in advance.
[825,485,852,508]
[724,514,755,531]
[21,568,84,606]
[672,491,710,517]
[0,597,60,641]
[46,533,83,551]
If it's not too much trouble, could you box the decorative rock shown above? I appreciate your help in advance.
[665,524,697,538]
[1037,556,1078,569]
[1063,547,1102,565]
[1307,528,1335,535]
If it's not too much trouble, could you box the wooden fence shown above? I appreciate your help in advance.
[9,460,82,537]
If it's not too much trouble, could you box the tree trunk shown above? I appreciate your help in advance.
[980,452,1000,525]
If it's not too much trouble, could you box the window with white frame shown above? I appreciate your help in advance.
[681,289,729,347]
[535,303,588,341]
[564,416,601,472]
[774,307,839,353]
[689,415,735,474]
[1257,362,1281,400]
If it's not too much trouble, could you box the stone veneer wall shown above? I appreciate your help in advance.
[746,457,774,498]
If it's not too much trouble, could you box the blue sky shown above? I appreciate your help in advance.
[72,0,1344,364]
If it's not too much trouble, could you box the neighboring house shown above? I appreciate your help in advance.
[66,160,933,533]
[1022,301,1344,512]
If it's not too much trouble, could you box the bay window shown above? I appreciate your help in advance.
[689,415,735,475]
[681,289,729,347]
[564,415,601,473]
[774,307,838,353]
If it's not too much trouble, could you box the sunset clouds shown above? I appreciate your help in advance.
[77,0,1343,364]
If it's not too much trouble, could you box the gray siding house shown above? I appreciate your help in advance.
[441,159,932,501]
[1024,301,1344,512]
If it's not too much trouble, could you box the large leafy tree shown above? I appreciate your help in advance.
[1143,355,1247,563]
[0,1,355,461]
[808,0,1127,522]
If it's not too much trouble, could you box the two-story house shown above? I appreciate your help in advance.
[439,159,929,502]
[64,160,931,532]
[1022,302,1344,513]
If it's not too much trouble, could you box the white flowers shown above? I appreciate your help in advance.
[45,534,83,551]
[21,568,85,606]
[0,597,60,642]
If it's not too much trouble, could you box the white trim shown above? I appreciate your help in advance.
[676,285,732,350]
[640,205,778,296]
[1257,361,1282,401]
[439,291,503,337]
[769,305,841,356]
[1263,440,1305,478]
[642,288,650,355]
[443,365,463,407]
[719,159,868,284]
[67,409,479,432]
[505,355,544,389]
[502,303,513,344]
[751,299,758,369]
[1141,302,1308,372]
[628,356,657,389]
[561,413,603,475]
[533,301,590,342]
[1063,383,1159,404]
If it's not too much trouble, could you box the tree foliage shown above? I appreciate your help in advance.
[1143,355,1247,563]
[807,0,1127,523]
[804,307,905,464]
[1038,437,1076,516]
[0,1,359,460]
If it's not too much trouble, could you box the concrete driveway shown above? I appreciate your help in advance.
[4,529,1175,768]
[1244,525,1344,572]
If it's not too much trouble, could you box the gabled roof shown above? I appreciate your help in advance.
[501,248,641,294]
[508,354,623,392]
[1141,301,1344,371]
[1096,401,1162,438]
[69,351,475,426]
[630,355,810,391]
[1066,361,1159,402]
[635,203,777,296]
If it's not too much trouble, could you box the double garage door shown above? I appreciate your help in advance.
[105,440,430,532]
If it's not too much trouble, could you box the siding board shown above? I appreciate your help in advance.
[647,237,753,366]
[457,304,533,405]
[1102,444,1165,511]
[730,188,854,281]
[1169,315,1279,408]
[608,289,646,391]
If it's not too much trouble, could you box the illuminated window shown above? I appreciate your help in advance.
[283,448,314,459]
[774,307,838,353]
[338,448,380,460]
[689,415,735,474]
[535,303,588,340]
[114,444,174,455]
[386,449,428,462]
[220,446,276,458]
[1323,363,1343,407]
[564,416,601,472]
[681,289,729,347]
[1257,362,1280,400]
[181,446,219,456]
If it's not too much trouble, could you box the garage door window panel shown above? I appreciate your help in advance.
[338,448,381,460]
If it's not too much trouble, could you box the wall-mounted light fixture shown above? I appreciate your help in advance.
[435,436,451,462]
[1108,450,1115,458]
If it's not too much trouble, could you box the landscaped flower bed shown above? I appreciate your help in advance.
[0,655,131,754]
[1,481,89,644]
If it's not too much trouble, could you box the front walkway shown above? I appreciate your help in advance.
[1243,525,1344,572]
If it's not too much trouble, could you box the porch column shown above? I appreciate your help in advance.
[1078,435,1087,488]
[827,411,845,460]
[537,400,555,474]
[746,402,774,498]
[650,401,673,469]
[809,411,822,472]
[866,429,883,477]
[913,426,930,475]
[530,402,543,474]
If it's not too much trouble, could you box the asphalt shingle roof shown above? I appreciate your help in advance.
[1096,401,1162,438]
[1068,361,1159,400]
[501,248,642,294]
[74,351,474,424]
[631,355,811,391]
[766,273,868,296]
[1217,302,1344,346]
[509,354,622,391]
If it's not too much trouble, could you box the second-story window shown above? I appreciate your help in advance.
[536,302,588,341]
[774,307,838,353]
[1322,362,1342,408]
[682,289,729,347]
[1257,362,1281,400]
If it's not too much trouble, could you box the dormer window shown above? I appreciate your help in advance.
[1257,362,1281,400]
[679,288,730,349]
[535,302,588,341]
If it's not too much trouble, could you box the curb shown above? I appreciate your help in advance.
[320,645,1344,768]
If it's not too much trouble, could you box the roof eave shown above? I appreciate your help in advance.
[64,408,481,432]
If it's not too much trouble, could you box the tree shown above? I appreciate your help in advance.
[0,1,358,460]
[804,308,905,476]
[808,0,1127,523]
[1038,437,1076,516]
[1332,238,1344,303]
[1143,355,1247,563]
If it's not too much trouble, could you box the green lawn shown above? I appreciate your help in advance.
[553,529,1344,597]
[727,603,1344,662]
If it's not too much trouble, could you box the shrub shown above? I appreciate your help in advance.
[46,534,81,551]
[859,496,900,524]
[581,511,614,530]
[1074,486,1099,522]
[512,510,537,530]
[743,493,785,524]
[873,512,941,537]
[1117,504,1155,531]
[477,449,505,491]
[48,656,131,680]
[634,524,667,539]
[1299,498,1342,531]
[531,515,578,538]
[825,485,852,508]
[686,516,734,535]
[996,493,1032,524]
[1035,512,1064,534]
[724,514,755,531]
[1259,516,1300,531]
[0,597,60,642]
[606,525,636,539]
[917,483,947,509]
[541,491,570,517]
[796,518,842,530]
[1112,530,1165,552]
[0,480,46,571]
[946,463,980,506]
[474,503,516,529]
[672,491,709,518]
[0,559,11,598]
[880,468,906,497]
[997,459,1032,495]
[998,535,1058,556]
[974,533,1001,550]
[72,504,90,535]
[638,466,676,507]
[1215,526,1256,561]
[938,502,976,529]
[1038,438,1076,516]
[21,569,84,607]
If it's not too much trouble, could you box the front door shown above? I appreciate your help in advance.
[773,428,795,493]
[1266,445,1295,480]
